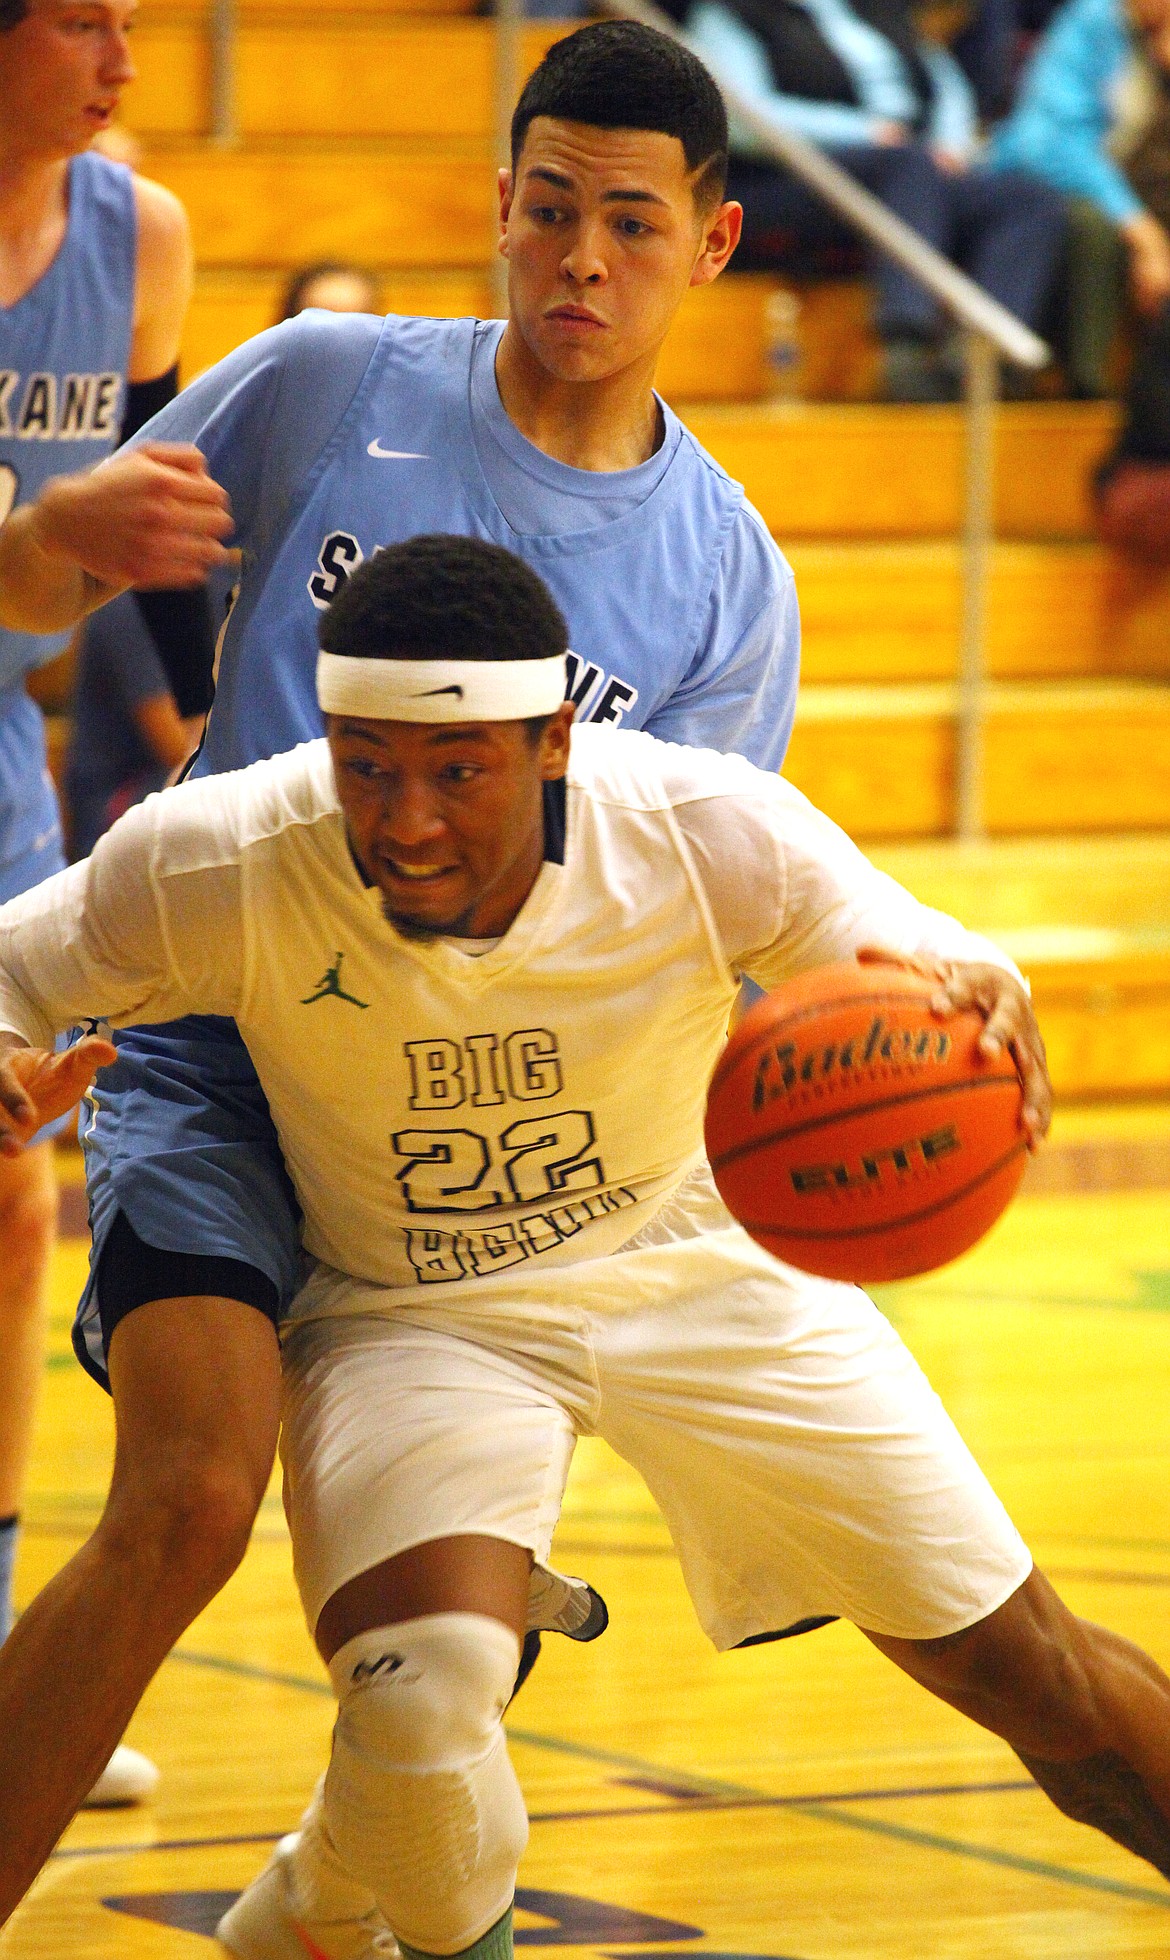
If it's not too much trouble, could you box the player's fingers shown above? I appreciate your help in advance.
[49,1039,119,1105]
[1007,1025,1052,1147]
[973,986,1022,1056]
[67,1035,119,1072]
[8,1040,118,1128]
[0,1066,37,1129]
[134,440,214,476]
[0,1060,42,1150]
[121,529,234,581]
[142,490,232,544]
[964,980,1050,1147]
[857,945,948,984]
[160,469,232,515]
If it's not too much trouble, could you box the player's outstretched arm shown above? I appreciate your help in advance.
[0,1032,117,1157]
[0,442,234,634]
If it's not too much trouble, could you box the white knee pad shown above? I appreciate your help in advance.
[324,1612,526,1956]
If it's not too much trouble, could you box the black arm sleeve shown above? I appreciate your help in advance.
[120,365,182,446]
[118,366,217,718]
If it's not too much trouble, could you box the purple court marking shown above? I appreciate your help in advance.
[528,1779,1035,1827]
[103,1887,705,1945]
[54,1831,284,1862]
[55,1781,1034,1862]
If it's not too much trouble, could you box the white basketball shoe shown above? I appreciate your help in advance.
[527,1565,608,1642]
[217,1829,398,1960]
[81,1744,160,1807]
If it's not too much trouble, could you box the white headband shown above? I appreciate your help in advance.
[317,652,568,723]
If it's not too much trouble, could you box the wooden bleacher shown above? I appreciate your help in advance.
[102,0,1170,1094]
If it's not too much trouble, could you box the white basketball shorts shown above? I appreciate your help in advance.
[279,1170,1032,1648]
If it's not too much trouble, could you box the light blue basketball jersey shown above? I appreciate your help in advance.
[135,311,800,776]
[0,150,136,889]
[75,308,802,1383]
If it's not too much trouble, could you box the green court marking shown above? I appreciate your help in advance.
[161,1655,1170,1909]
[794,1803,1170,1908]
[543,1537,677,1560]
[1040,1533,1170,1556]
[167,1647,332,1697]
[875,1270,1170,1318]
[558,1506,669,1528]
[507,1727,762,1802]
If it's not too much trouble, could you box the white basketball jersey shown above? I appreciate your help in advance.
[0,727,1015,1301]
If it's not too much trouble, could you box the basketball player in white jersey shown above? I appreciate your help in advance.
[0,24,800,1902]
[5,539,1170,1958]
[0,0,218,1804]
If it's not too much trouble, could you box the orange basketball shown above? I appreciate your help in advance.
[705,960,1028,1283]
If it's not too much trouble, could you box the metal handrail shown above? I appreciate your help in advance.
[593,0,1045,839]
[209,0,237,146]
[203,0,1040,839]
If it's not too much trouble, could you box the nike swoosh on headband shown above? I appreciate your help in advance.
[366,440,430,460]
[415,685,464,698]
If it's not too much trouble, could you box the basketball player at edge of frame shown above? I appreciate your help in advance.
[0,19,808,1899]
[0,0,219,1809]
[5,537,1170,1960]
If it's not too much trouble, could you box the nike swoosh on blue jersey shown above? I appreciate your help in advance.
[366,440,430,460]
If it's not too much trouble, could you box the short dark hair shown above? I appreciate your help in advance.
[0,0,28,28]
[320,534,569,667]
[511,21,728,207]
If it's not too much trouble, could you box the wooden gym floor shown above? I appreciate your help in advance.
[5,1109,1170,1960]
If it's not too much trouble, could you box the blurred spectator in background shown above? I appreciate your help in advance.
[277,261,379,321]
[951,0,1017,116]
[990,0,1170,394]
[684,0,1066,399]
[1096,301,1170,556]
[64,583,219,859]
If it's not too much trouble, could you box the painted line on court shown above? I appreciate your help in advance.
[792,1804,1170,1908]
[524,1779,1034,1825]
[52,1831,283,1863]
[19,1521,292,1547]
[876,1282,1170,1317]
[1045,1567,1170,1589]
[49,1785,1033,1865]
[166,1646,332,1696]
[154,1647,1170,1909]
[546,1538,677,1560]
[52,1788,1170,1910]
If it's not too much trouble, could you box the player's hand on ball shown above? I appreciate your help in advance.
[0,1034,118,1155]
[858,947,1051,1148]
[30,443,234,592]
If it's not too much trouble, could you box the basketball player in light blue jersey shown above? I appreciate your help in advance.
[0,0,223,1809]
[0,24,802,1909]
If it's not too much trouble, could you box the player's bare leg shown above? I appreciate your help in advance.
[0,1295,280,1924]
[0,1142,56,1643]
[220,1536,531,1960]
[869,1564,1170,1878]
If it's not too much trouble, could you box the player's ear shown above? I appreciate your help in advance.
[498,167,515,241]
[690,200,742,289]
[538,702,575,780]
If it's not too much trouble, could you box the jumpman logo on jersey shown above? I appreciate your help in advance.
[300,952,370,1009]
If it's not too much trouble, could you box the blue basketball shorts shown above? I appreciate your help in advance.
[74,1017,303,1387]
